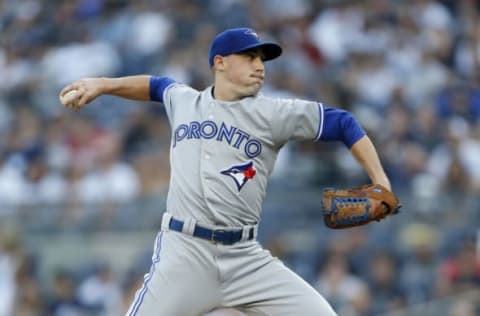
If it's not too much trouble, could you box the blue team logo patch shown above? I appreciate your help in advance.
[245,29,259,39]
[221,161,257,192]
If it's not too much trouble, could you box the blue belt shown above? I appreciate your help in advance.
[168,217,255,245]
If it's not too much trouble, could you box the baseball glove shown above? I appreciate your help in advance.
[322,184,401,229]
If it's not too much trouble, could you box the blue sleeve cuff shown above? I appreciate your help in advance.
[319,106,366,148]
[149,76,176,103]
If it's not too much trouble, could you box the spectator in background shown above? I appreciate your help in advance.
[399,223,439,305]
[123,107,171,197]
[0,153,27,215]
[46,268,92,316]
[13,277,44,316]
[343,51,399,109]
[314,250,368,312]
[403,50,450,106]
[336,284,372,316]
[427,117,480,193]
[367,251,406,314]
[0,227,46,316]
[77,263,122,314]
[436,83,480,123]
[410,103,441,151]
[23,147,68,206]
[437,237,480,297]
[308,1,364,64]
[72,132,140,205]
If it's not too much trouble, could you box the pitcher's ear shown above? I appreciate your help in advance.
[213,55,226,71]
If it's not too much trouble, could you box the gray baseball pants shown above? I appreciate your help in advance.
[126,214,337,316]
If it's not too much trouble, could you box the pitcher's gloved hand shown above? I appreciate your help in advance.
[322,184,401,229]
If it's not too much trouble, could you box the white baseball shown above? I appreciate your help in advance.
[60,89,80,107]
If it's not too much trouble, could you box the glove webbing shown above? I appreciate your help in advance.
[325,196,372,226]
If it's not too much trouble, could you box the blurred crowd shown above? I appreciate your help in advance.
[0,0,480,315]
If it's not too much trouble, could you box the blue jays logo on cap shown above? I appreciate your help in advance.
[244,29,259,39]
[221,161,257,191]
[209,27,282,67]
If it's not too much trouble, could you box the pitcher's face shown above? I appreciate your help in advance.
[218,48,266,97]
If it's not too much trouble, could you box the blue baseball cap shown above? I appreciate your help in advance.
[209,27,282,67]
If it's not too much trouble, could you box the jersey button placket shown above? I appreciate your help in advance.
[204,103,214,161]
[200,101,216,215]
[208,102,215,119]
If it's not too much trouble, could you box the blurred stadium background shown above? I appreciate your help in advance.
[0,0,479,315]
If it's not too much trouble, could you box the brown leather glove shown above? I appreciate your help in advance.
[322,184,401,229]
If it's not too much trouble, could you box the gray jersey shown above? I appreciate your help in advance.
[162,83,323,226]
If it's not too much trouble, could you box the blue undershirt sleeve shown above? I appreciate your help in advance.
[319,106,366,148]
[149,76,176,103]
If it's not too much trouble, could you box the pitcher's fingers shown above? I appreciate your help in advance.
[60,82,80,96]
[59,86,72,97]
[76,90,91,108]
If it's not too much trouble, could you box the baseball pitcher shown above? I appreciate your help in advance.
[60,27,400,316]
